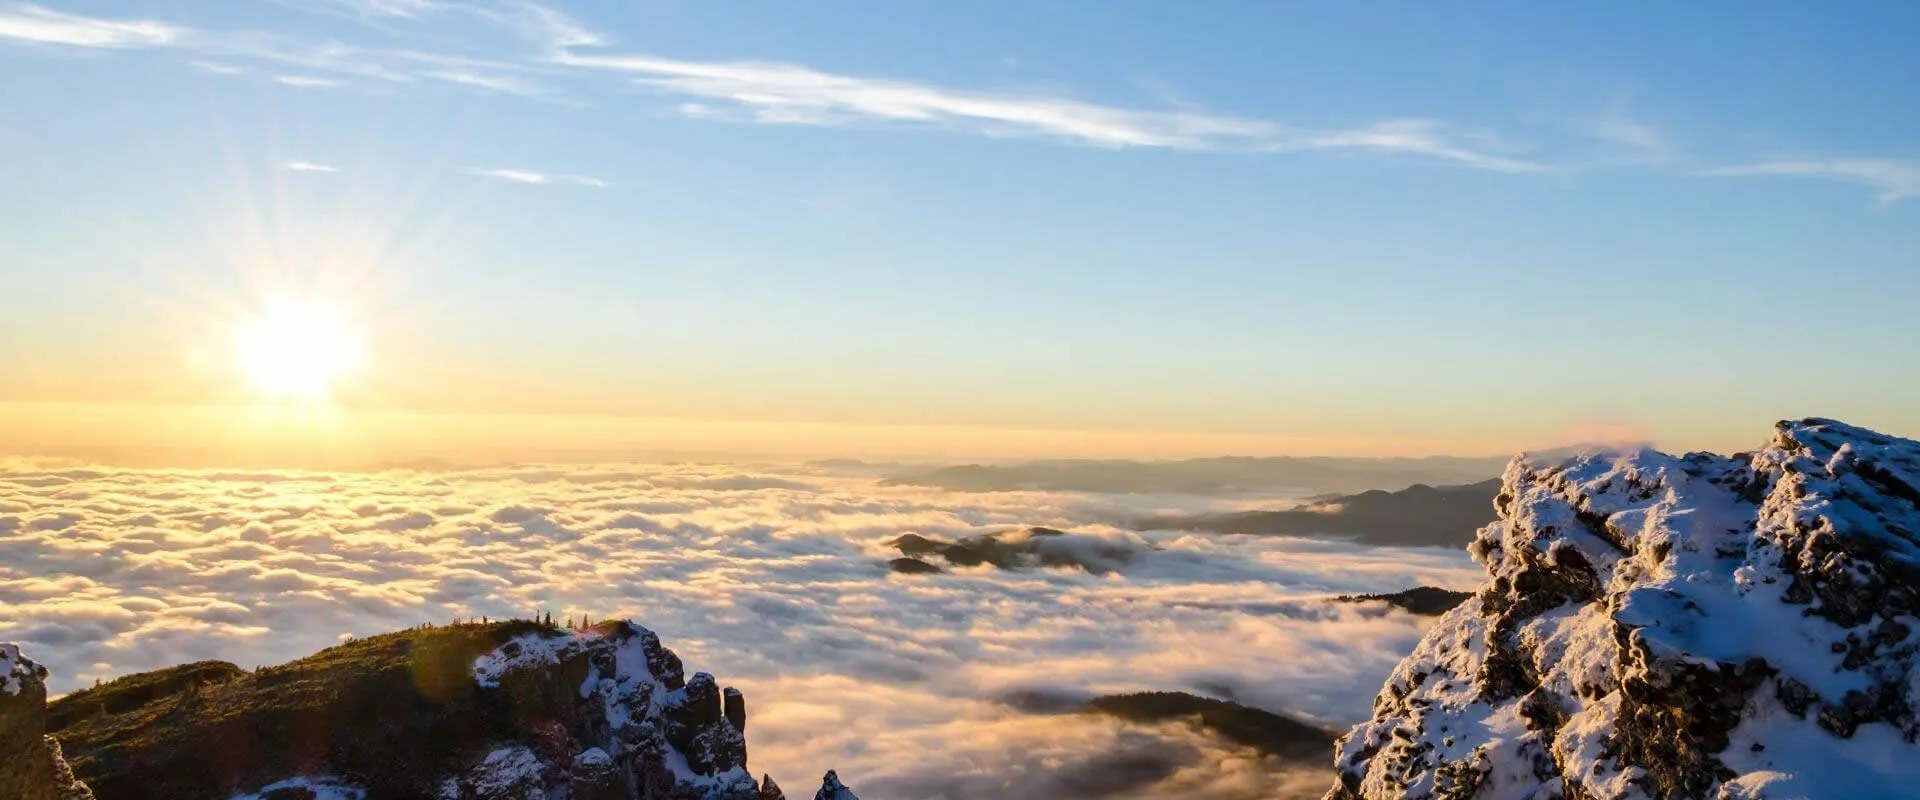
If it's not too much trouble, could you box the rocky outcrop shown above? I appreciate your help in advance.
[1,644,95,800]
[1328,419,1920,799]
[41,619,843,800]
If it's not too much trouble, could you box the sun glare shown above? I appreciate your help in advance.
[235,302,362,400]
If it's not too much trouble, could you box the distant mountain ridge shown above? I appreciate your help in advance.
[1138,479,1502,547]
[880,455,1512,496]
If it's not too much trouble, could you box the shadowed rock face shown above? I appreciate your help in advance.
[36,620,830,800]
[1328,419,1920,800]
[1,644,95,800]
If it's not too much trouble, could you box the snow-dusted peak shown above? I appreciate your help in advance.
[1329,419,1920,799]
[3,642,45,696]
[813,770,860,800]
[460,620,760,798]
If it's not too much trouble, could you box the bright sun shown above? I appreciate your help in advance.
[235,302,362,400]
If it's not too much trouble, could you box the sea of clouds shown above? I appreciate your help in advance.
[0,460,1480,799]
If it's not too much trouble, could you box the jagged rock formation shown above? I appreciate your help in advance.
[1,644,96,800]
[1329,419,1920,799]
[38,619,843,800]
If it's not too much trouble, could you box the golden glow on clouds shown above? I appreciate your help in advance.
[234,301,363,400]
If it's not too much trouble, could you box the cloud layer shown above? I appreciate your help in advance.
[0,461,1477,798]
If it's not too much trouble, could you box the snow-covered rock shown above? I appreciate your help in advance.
[812,770,860,800]
[1329,419,1920,799]
[454,620,761,799]
[0,644,95,800]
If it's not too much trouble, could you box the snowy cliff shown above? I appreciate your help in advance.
[1329,418,1920,799]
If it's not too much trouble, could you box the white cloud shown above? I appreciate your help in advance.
[190,60,246,75]
[1702,158,1920,202]
[555,50,1547,171]
[274,74,344,88]
[422,67,547,97]
[1581,105,1670,163]
[466,166,607,187]
[282,160,340,173]
[0,461,1478,798]
[0,3,180,48]
[1,2,1546,173]
[275,0,448,21]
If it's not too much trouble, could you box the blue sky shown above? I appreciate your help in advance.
[2,0,1918,459]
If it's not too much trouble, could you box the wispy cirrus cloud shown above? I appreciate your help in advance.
[282,160,340,173]
[0,3,180,47]
[274,74,344,88]
[1702,158,1920,203]
[423,67,548,97]
[466,167,607,187]
[190,60,247,75]
[556,50,1548,172]
[1578,104,1671,164]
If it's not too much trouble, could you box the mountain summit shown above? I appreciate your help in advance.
[1329,419,1920,799]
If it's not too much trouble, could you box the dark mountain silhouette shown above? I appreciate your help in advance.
[1332,587,1473,616]
[1138,479,1501,547]
[880,456,1510,496]
[1081,691,1338,763]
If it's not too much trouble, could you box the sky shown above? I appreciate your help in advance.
[2,0,1918,464]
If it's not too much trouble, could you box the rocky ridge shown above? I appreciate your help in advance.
[1329,419,1920,799]
[8,620,857,800]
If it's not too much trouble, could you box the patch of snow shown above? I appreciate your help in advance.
[228,776,367,800]
[574,746,612,769]
[467,745,548,799]
[1,642,36,695]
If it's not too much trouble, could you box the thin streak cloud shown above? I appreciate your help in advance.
[189,60,247,75]
[274,74,344,88]
[555,50,1547,171]
[282,161,340,173]
[423,68,548,97]
[1703,158,1920,202]
[0,3,180,48]
[466,167,608,187]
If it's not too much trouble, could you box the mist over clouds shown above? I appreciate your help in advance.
[0,462,1477,798]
